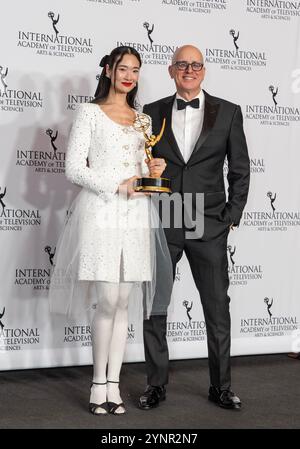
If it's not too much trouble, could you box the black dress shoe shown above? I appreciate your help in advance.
[138,385,166,410]
[208,386,241,410]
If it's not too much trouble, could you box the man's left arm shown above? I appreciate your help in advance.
[226,105,250,227]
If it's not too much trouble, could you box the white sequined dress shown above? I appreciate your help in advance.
[49,103,173,318]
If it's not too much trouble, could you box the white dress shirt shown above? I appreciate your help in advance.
[172,90,205,163]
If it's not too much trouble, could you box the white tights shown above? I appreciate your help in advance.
[90,281,133,410]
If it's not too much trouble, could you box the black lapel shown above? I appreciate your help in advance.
[188,90,220,162]
[160,95,185,165]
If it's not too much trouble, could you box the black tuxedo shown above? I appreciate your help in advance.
[143,91,250,389]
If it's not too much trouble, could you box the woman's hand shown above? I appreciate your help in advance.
[146,158,167,178]
[118,176,150,198]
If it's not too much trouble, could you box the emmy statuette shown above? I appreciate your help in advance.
[133,113,171,193]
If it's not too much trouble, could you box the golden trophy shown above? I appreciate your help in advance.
[133,113,171,193]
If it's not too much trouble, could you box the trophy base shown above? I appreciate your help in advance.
[134,177,171,193]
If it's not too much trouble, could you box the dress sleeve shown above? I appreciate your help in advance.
[65,104,119,202]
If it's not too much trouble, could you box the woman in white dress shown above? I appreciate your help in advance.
[49,46,173,415]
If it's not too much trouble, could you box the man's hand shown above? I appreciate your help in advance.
[146,158,167,178]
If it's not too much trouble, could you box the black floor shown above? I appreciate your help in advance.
[1,354,299,429]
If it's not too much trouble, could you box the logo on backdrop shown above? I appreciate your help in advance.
[240,297,298,338]
[227,244,263,286]
[48,11,60,37]
[245,83,300,126]
[14,244,55,290]
[243,190,300,231]
[0,307,5,330]
[224,157,265,175]
[0,187,6,213]
[167,301,206,343]
[0,66,8,93]
[63,323,135,347]
[161,0,227,14]
[64,325,91,347]
[117,22,178,66]
[45,246,56,266]
[182,300,193,322]
[269,85,278,109]
[205,29,267,71]
[229,29,239,52]
[245,0,300,21]
[143,22,154,50]
[0,66,43,113]
[67,94,94,110]
[15,128,65,174]
[267,191,276,213]
[227,245,236,266]
[0,306,40,352]
[46,128,58,155]
[0,187,41,231]
[264,297,273,320]
[17,11,93,58]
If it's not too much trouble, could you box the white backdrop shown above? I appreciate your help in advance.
[1,0,300,370]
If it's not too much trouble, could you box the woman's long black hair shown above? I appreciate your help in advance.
[92,46,142,108]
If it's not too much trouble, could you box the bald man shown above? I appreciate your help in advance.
[139,45,250,410]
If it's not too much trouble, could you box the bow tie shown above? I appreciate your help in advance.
[176,98,200,110]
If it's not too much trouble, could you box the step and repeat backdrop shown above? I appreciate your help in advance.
[1,0,300,370]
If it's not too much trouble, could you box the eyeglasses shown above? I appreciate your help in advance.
[173,61,204,71]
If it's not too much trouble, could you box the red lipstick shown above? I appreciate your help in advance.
[121,82,133,87]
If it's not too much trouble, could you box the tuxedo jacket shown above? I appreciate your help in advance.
[143,90,250,242]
